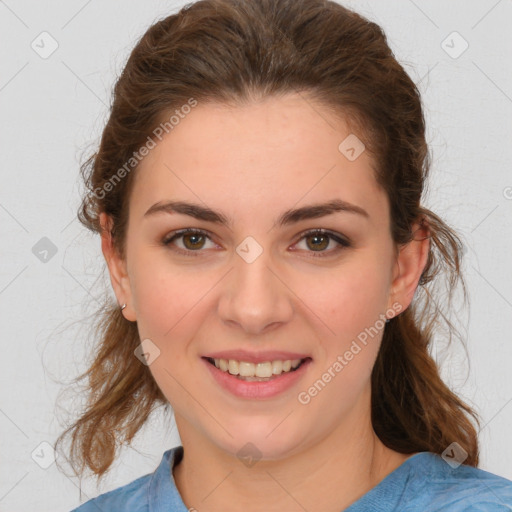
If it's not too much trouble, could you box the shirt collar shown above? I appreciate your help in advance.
[149,445,189,512]
[148,446,430,512]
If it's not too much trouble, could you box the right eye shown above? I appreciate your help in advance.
[162,228,218,256]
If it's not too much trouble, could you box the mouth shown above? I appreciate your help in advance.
[203,356,311,381]
[202,355,312,399]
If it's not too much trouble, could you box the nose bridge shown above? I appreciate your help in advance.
[217,239,293,334]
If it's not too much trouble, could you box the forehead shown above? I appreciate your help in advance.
[130,93,388,226]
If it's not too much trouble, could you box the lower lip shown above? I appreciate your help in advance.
[202,358,312,399]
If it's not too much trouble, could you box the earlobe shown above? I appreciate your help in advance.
[99,212,135,320]
[388,218,430,314]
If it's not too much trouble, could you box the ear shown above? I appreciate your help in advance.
[99,212,136,321]
[387,217,430,317]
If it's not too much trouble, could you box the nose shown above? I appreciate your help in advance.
[217,245,294,336]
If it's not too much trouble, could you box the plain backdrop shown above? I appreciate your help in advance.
[1,0,511,510]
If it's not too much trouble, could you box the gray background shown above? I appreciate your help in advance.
[1,0,511,510]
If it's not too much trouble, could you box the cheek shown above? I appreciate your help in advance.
[129,258,207,403]
[304,257,390,336]
[299,256,390,400]
[300,265,388,413]
[130,249,209,337]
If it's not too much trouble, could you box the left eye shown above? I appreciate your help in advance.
[293,229,351,257]
[162,228,351,257]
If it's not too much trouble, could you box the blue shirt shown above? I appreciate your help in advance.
[71,445,512,511]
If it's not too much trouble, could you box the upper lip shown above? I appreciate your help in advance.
[202,350,311,364]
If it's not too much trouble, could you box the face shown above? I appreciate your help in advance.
[102,93,419,461]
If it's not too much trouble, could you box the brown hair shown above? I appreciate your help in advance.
[54,0,480,483]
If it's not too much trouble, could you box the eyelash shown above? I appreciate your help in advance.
[161,228,352,258]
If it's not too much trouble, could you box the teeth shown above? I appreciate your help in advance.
[212,358,303,377]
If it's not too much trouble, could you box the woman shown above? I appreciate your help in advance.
[57,0,512,510]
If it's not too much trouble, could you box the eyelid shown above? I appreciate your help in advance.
[295,227,351,245]
[292,228,352,257]
[161,228,217,256]
[161,227,351,257]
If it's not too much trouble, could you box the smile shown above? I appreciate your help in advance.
[206,357,304,379]
[202,356,312,399]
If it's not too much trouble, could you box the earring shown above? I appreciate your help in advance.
[120,303,127,311]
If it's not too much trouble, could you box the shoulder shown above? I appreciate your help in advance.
[70,471,152,512]
[401,452,512,511]
[70,447,181,512]
[70,473,151,512]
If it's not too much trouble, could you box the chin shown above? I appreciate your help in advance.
[211,419,308,462]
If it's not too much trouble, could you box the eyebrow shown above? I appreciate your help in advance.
[143,199,369,227]
[144,199,370,227]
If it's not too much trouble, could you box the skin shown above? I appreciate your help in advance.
[100,92,429,512]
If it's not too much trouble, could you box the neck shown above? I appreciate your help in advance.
[173,396,410,512]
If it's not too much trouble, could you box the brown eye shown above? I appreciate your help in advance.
[182,232,206,250]
[162,228,216,256]
[305,232,330,251]
[162,228,351,258]
[294,229,351,257]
